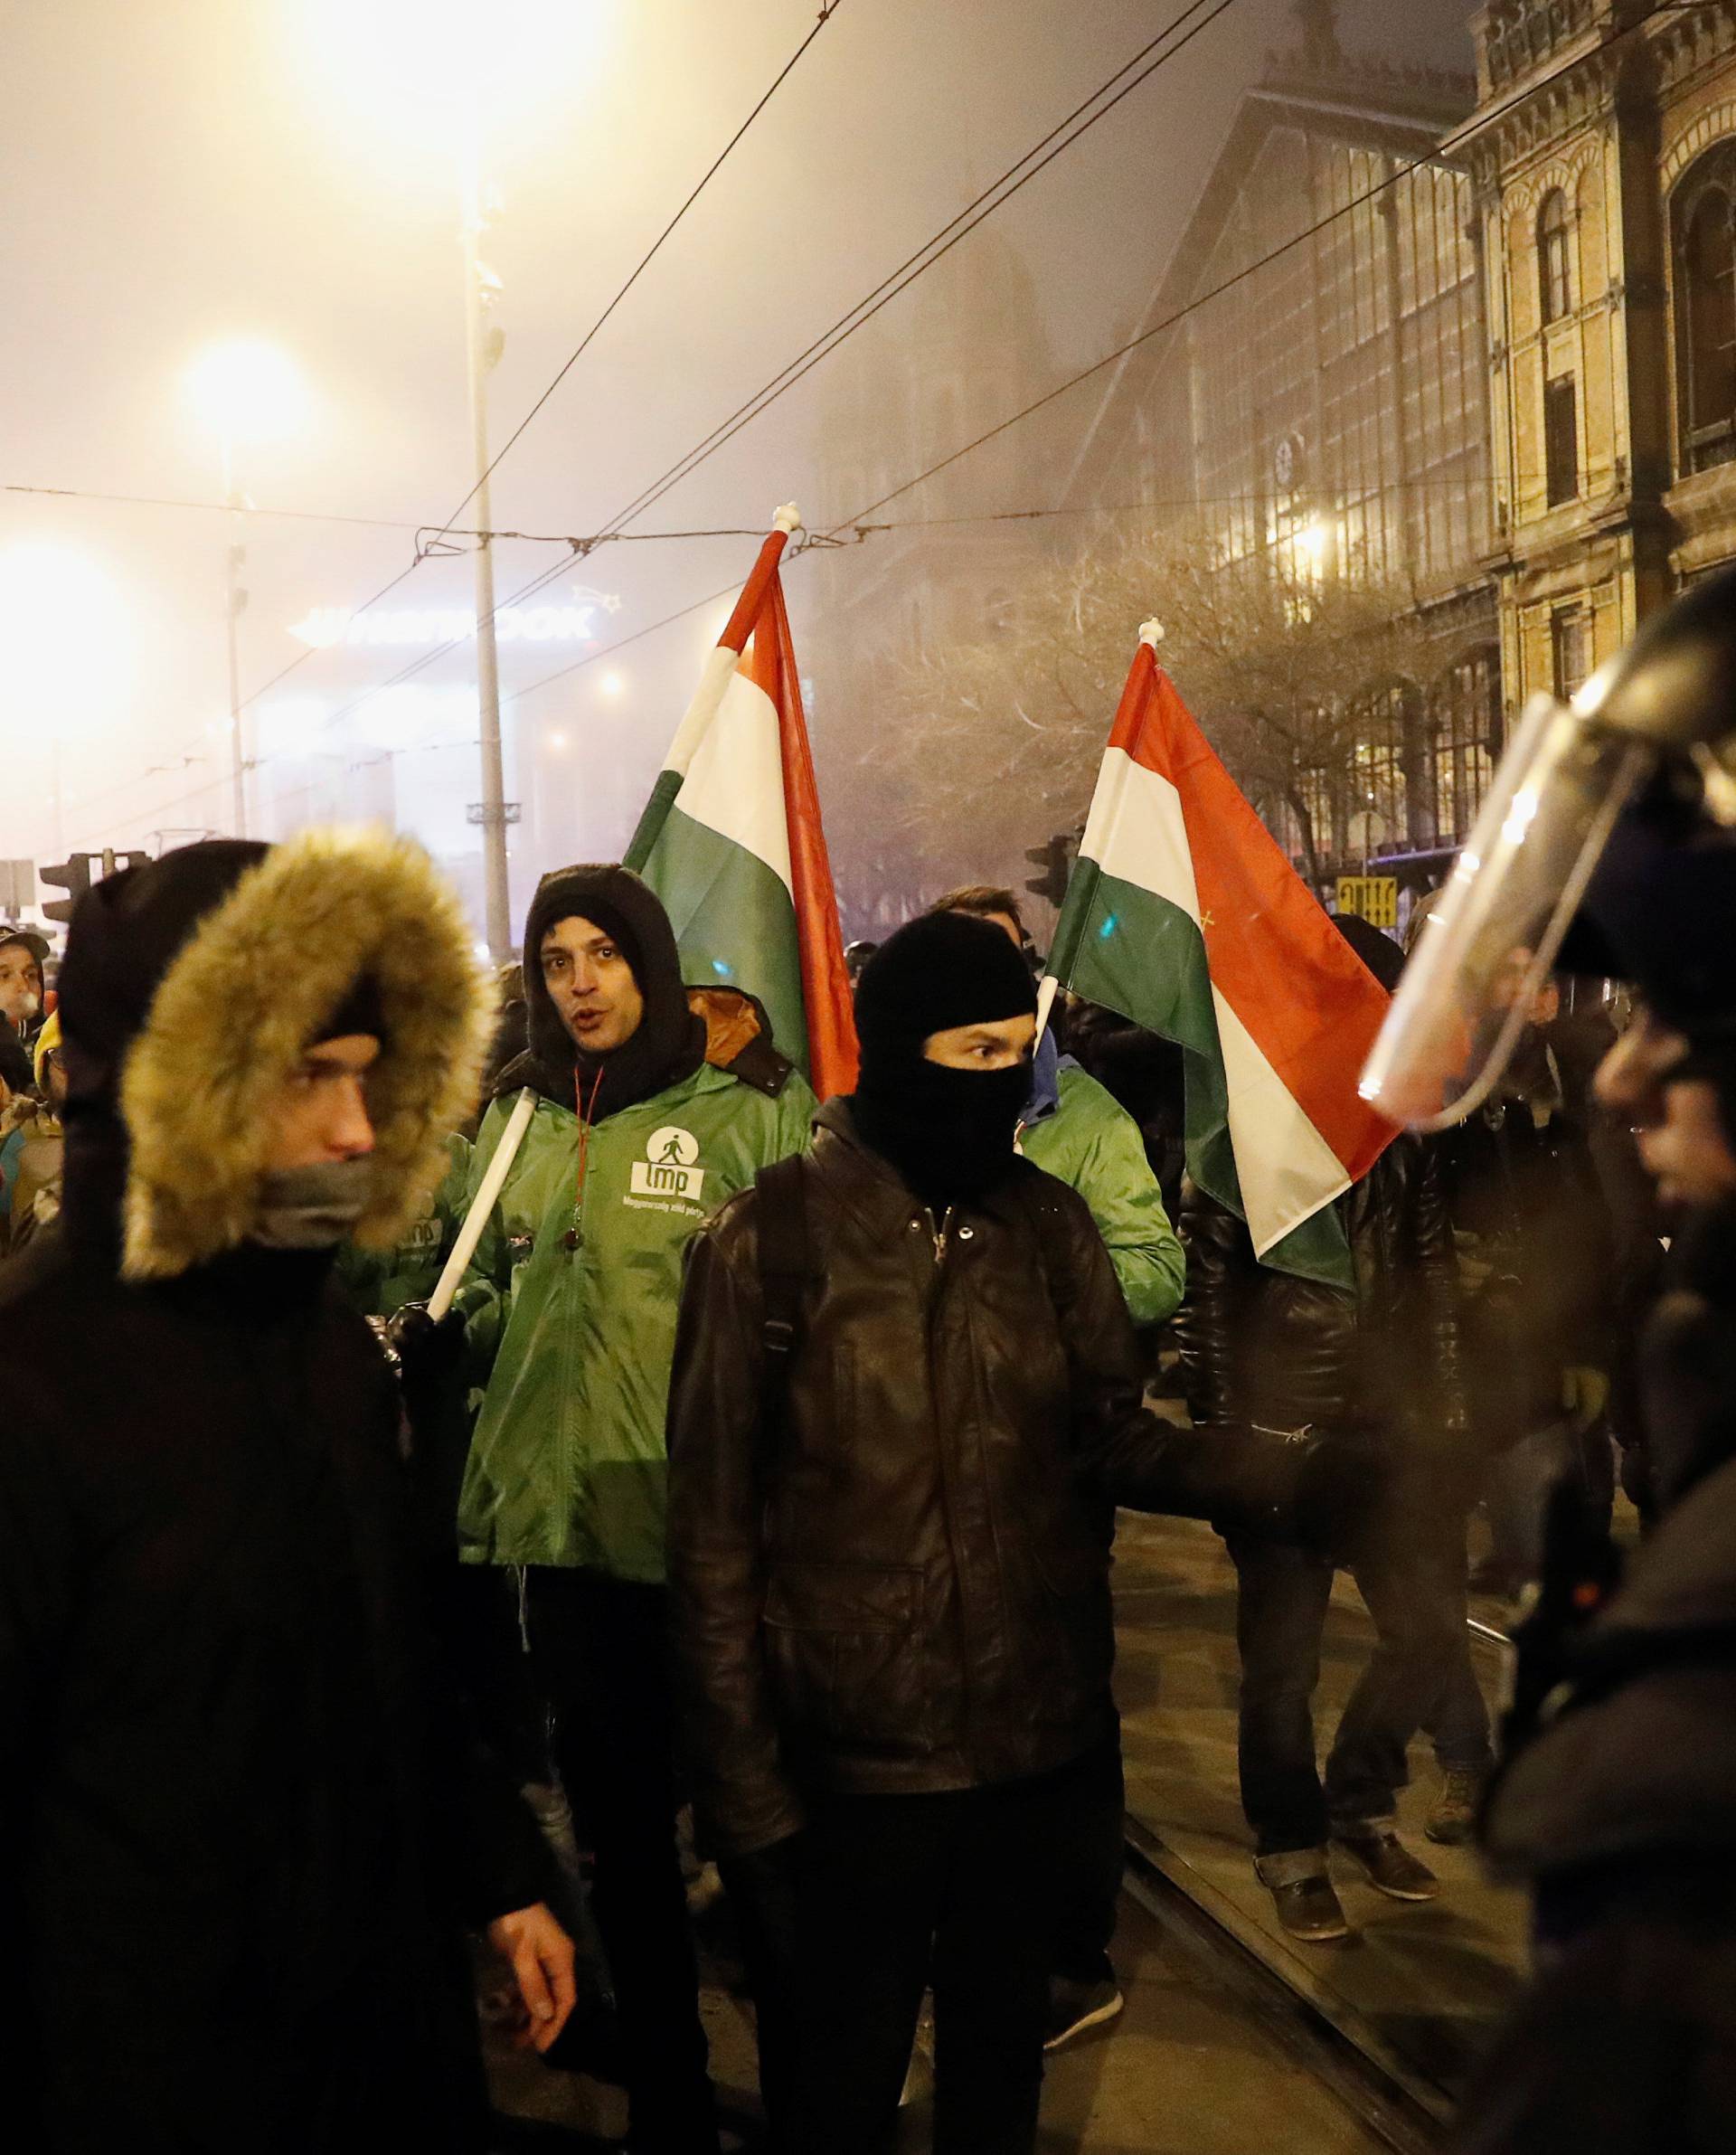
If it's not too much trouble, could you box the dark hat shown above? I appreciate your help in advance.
[1331,911,1403,994]
[0,927,49,969]
[854,911,1037,1066]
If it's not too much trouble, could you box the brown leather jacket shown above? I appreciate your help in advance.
[666,1101,1309,1857]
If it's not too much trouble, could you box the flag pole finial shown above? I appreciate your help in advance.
[773,503,801,534]
[1138,618,1165,648]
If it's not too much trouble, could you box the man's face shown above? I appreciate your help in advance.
[1595,1002,1736,1214]
[923,1013,1037,1071]
[260,1034,380,1174]
[541,914,644,1056]
[0,943,42,1026]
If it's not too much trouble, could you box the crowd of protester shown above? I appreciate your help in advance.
[5,568,1734,2155]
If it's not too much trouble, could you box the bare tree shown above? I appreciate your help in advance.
[875,514,1444,893]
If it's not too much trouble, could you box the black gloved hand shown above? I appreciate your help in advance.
[385,1300,468,1383]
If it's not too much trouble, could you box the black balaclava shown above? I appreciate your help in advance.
[851,912,1038,1208]
[518,864,704,1120]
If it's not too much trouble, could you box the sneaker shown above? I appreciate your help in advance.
[1333,1828,1440,1901]
[1426,1767,1486,1847]
[1043,1973,1126,2050]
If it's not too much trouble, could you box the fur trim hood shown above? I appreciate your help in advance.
[59,830,495,1282]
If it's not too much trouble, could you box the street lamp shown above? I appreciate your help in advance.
[184,337,309,838]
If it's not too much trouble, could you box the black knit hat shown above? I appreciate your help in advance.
[854,912,1037,1066]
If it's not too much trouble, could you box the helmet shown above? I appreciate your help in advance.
[1361,564,1736,1129]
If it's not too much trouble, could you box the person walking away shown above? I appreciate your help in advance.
[418,863,815,2154]
[0,833,574,2154]
[667,912,1376,2155]
[931,884,1185,2046]
[1175,912,1488,1941]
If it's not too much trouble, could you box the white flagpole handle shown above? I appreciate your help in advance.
[428,1086,537,1322]
[1034,974,1060,1046]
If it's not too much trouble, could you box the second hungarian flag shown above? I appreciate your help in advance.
[625,506,858,1099]
[1043,623,1394,1287]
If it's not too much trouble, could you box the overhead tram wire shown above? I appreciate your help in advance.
[819,0,1684,539]
[587,0,1243,541]
[417,0,851,558]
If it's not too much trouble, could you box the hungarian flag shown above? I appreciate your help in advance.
[625,506,858,1098]
[1044,623,1395,1287]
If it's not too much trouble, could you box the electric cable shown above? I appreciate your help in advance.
[589,0,1242,540]
[820,0,1683,536]
[420,0,849,554]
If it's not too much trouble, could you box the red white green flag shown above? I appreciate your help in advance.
[1043,623,1396,1287]
[625,506,859,1099]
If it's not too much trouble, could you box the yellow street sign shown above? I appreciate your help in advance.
[1335,875,1399,930]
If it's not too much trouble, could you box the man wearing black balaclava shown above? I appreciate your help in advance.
[666,912,1356,2155]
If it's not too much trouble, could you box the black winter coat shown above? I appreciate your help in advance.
[1175,1134,1467,1448]
[665,1101,1327,1858]
[0,835,548,2154]
[1451,1197,1736,2154]
[0,1237,550,2153]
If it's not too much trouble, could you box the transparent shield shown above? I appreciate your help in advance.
[1359,694,1652,1129]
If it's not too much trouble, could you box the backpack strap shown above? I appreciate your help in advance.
[754,1154,812,1437]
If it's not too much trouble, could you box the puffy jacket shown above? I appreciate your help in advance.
[1176,1133,1467,1446]
[666,1100,1331,1857]
[1019,1056,1184,1327]
[455,992,815,1583]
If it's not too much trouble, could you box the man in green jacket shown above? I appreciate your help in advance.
[933,884,1186,2052]
[443,863,813,2155]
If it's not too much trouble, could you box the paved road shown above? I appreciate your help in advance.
[483,1879,1389,2151]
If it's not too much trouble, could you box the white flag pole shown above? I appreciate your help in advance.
[428,1086,537,1322]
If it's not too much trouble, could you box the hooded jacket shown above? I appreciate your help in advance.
[0,833,548,2154]
[456,864,816,1583]
[1017,1048,1185,1328]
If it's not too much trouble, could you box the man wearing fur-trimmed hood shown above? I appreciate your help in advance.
[0,833,575,2152]
[421,861,814,2151]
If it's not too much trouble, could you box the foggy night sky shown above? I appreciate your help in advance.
[0,0,1472,915]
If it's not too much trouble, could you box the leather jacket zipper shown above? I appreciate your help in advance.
[924,1205,955,1263]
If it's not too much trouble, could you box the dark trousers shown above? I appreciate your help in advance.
[524,1568,714,2151]
[1229,1532,1492,1857]
[1049,1734,1125,1985]
[739,1753,1095,2155]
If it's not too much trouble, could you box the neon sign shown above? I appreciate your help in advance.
[288,582,621,649]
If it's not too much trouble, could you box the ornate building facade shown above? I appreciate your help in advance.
[1467,0,1736,705]
[1060,12,1502,884]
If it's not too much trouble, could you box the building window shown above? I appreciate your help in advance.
[1552,608,1592,701]
[1672,152,1736,475]
[1538,188,1572,325]
[1544,373,1579,505]
[1431,647,1498,845]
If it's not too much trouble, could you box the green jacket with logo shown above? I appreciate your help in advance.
[1019,1063,1185,1327]
[456,1052,815,1583]
[336,1129,473,1319]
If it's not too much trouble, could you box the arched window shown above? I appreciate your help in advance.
[1538,189,1571,326]
[1674,154,1736,474]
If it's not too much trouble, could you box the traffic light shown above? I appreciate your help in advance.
[40,855,93,926]
[40,850,151,924]
[1023,832,1077,910]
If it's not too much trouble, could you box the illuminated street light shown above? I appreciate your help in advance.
[184,338,308,449]
[185,336,310,840]
[599,671,625,698]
